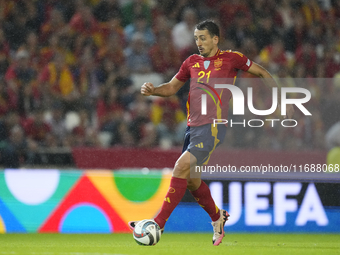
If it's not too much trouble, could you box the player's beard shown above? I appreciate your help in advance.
[200,50,209,58]
[200,47,213,58]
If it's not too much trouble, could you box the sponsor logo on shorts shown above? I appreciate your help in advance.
[195,142,204,148]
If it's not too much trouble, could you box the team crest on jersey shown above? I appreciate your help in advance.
[214,58,222,70]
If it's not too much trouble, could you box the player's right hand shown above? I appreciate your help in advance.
[141,82,154,96]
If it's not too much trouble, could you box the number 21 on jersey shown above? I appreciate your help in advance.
[197,71,211,84]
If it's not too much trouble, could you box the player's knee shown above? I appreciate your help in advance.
[173,158,190,178]
[187,178,201,191]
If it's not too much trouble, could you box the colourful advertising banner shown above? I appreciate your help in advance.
[0,169,339,233]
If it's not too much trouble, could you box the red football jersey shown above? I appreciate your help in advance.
[175,49,252,126]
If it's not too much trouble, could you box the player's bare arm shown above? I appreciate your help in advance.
[247,62,295,119]
[141,77,185,97]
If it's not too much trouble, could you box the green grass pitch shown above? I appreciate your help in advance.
[0,233,339,255]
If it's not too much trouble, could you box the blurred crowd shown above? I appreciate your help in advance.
[0,0,340,166]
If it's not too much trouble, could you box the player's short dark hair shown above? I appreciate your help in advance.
[196,20,220,38]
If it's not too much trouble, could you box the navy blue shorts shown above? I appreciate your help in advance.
[182,124,227,165]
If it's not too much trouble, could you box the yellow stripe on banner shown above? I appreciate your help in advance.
[0,215,6,233]
[86,171,171,224]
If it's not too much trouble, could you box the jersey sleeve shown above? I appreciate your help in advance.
[231,51,252,72]
[175,57,191,82]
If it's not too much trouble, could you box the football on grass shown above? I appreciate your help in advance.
[133,220,162,246]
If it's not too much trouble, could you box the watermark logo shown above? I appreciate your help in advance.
[197,82,222,115]
[200,84,311,127]
[201,84,311,116]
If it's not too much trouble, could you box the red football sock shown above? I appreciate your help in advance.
[190,181,220,221]
[154,177,187,229]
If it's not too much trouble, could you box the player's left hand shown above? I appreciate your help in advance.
[141,82,154,96]
[285,104,294,119]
